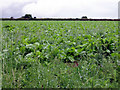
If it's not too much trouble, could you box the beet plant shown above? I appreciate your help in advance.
[1,21,119,88]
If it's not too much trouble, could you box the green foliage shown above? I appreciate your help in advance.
[1,21,119,88]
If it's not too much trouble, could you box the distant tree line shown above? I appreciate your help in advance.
[1,14,120,21]
[20,14,88,20]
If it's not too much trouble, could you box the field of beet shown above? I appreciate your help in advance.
[1,21,119,88]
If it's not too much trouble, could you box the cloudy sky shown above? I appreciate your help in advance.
[0,0,119,19]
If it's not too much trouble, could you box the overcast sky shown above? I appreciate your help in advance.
[0,0,119,19]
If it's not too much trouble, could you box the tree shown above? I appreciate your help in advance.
[34,17,36,19]
[22,14,32,19]
[10,17,14,19]
[81,16,88,19]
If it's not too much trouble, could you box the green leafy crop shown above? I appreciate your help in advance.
[1,21,119,88]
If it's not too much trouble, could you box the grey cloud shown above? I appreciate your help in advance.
[2,2,36,18]
[118,1,120,18]
[1,0,119,19]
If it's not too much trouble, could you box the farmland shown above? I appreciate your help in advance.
[1,21,119,88]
